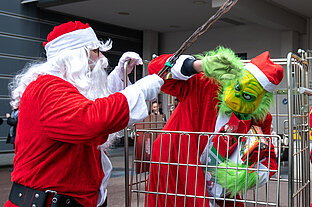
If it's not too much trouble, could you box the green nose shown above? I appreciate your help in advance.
[235,92,240,98]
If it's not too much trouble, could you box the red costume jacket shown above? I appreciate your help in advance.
[146,55,277,207]
[5,75,130,207]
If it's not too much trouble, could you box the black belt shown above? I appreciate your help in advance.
[9,182,83,207]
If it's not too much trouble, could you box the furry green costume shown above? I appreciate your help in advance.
[197,47,280,196]
[147,47,283,206]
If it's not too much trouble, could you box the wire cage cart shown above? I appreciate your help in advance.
[286,52,311,207]
[122,52,311,207]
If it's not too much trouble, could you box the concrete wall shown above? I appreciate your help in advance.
[158,24,301,58]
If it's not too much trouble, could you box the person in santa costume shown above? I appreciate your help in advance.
[4,21,164,207]
[147,47,283,207]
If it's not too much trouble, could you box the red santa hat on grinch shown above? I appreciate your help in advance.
[244,51,283,93]
[43,21,108,60]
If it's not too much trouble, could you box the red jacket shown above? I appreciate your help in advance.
[146,55,277,207]
[5,75,129,207]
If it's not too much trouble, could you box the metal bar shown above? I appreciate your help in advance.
[242,58,287,65]
[124,61,130,207]
[292,181,311,198]
[131,131,281,206]
[292,146,309,156]
[132,160,279,171]
[164,134,172,206]
[276,138,281,207]
[155,133,164,207]
[202,135,212,207]
[307,127,311,207]
[129,127,136,206]
[298,87,312,95]
[136,129,281,138]
[286,51,311,207]
[183,134,191,206]
[131,190,278,206]
[146,132,155,207]
[286,52,294,207]
[193,134,201,207]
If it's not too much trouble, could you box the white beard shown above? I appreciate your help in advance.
[78,57,111,100]
[82,57,123,151]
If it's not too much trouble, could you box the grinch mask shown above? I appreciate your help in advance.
[223,71,265,114]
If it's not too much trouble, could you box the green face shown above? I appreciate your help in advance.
[223,71,265,114]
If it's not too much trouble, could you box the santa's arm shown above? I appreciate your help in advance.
[40,75,162,144]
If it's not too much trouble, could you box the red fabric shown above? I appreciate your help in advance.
[212,113,251,160]
[250,113,277,177]
[148,54,172,80]
[4,75,129,207]
[250,51,284,85]
[146,55,277,207]
[43,21,90,47]
[251,113,272,135]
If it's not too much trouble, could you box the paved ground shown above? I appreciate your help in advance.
[0,147,310,207]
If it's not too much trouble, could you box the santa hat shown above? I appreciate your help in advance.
[244,51,283,93]
[43,21,105,60]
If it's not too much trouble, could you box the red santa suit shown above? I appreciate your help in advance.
[146,54,277,207]
[5,73,153,207]
[5,21,163,207]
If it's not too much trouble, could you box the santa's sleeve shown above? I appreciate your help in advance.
[148,54,197,101]
[40,76,147,144]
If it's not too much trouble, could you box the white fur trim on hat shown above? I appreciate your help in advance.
[244,63,276,93]
[44,27,100,60]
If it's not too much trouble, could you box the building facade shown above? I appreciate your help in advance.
[0,1,143,151]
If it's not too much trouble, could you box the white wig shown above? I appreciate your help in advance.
[9,40,112,109]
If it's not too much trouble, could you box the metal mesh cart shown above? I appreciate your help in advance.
[122,52,311,207]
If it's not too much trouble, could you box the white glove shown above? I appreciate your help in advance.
[116,52,143,79]
[134,74,164,102]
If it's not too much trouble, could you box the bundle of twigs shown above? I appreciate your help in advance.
[158,0,238,79]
